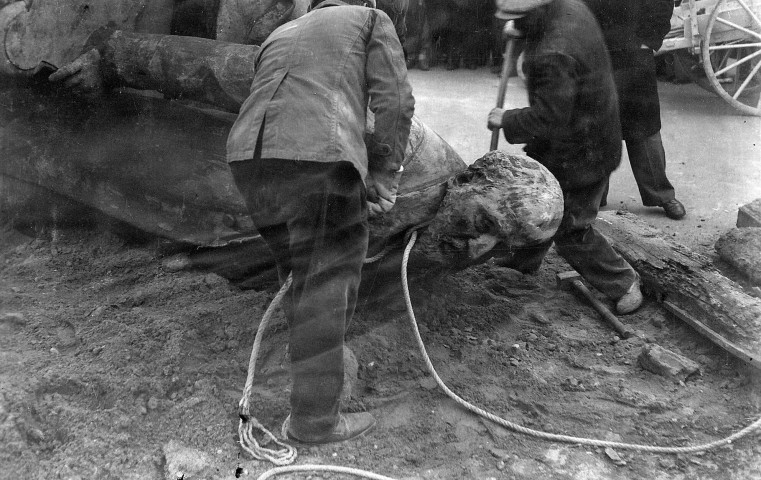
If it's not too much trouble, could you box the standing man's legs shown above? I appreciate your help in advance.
[231,159,373,442]
[285,162,368,439]
[626,132,673,206]
[600,132,684,218]
[553,178,642,313]
[626,132,684,219]
[611,47,685,220]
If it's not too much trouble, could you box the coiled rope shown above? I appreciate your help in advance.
[238,273,297,465]
[238,245,396,466]
[242,229,761,479]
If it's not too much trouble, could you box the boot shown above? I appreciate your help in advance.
[661,199,686,220]
[616,278,643,314]
[283,412,376,444]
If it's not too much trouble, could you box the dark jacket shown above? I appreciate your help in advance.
[582,0,672,53]
[226,1,415,181]
[500,0,621,189]
[582,0,673,139]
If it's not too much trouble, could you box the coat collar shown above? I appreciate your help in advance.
[314,0,351,9]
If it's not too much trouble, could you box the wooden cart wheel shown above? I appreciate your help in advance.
[701,0,761,116]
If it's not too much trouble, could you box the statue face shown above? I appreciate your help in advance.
[413,151,563,270]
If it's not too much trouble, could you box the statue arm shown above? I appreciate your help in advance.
[56,29,260,113]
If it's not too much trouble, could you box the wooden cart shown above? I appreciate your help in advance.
[660,0,761,115]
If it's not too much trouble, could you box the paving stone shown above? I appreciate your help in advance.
[638,345,700,381]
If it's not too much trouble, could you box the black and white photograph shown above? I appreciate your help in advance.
[1,0,760,478]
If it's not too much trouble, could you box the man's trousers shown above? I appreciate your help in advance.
[625,131,676,207]
[230,158,368,439]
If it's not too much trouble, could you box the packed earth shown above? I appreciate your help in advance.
[2,0,761,477]
[1,198,760,480]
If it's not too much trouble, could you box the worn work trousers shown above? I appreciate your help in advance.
[603,132,675,207]
[499,177,638,300]
[625,131,676,206]
[230,158,368,438]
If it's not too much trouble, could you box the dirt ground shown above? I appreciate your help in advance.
[1,203,761,480]
[2,68,761,479]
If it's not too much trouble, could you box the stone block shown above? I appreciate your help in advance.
[715,227,761,286]
[638,344,700,381]
[737,198,761,228]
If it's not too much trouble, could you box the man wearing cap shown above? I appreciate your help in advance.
[226,0,414,443]
[487,0,643,315]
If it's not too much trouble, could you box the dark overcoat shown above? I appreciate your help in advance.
[582,0,673,140]
[500,0,622,190]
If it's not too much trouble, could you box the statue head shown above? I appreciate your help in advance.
[412,150,563,270]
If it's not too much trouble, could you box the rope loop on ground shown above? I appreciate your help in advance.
[246,228,761,479]
[237,244,393,467]
[238,274,297,465]
[399,229,761,455]
[256,465,399,480]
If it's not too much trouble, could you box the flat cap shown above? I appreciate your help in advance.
[494,0,553,19]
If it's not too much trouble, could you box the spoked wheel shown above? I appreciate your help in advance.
[701,0,761,116]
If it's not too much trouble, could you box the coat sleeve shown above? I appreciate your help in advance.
[501,53,578,145]
[376,0,408,51]
[365,10,415,173]
[638,0,673,51]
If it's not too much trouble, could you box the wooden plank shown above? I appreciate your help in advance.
[663,301,761,369]
[596,211,761,369]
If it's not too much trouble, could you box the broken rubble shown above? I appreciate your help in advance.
[162,440,212,480]
[638,344,701,381]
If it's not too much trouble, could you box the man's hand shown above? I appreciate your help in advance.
[366,165,404,218]
[48,49,105,99]
[488,107,506,130]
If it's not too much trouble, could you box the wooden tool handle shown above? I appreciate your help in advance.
[489,38,516,151]
[573,280,634,339]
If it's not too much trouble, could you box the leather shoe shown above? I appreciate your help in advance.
[283,412,376,445]
[661,199,686,220]
[616,279,643,315]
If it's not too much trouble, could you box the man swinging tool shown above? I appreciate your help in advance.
[226,0,414,444]
[487,0,643,315]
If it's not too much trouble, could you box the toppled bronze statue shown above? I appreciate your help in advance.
[0,0,562,278]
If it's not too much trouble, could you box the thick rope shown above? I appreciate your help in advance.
[400,230,761,454]
[238,274,297,466]
[245,229,761,479]
[238,244,395,466]
[256,465,398,480]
